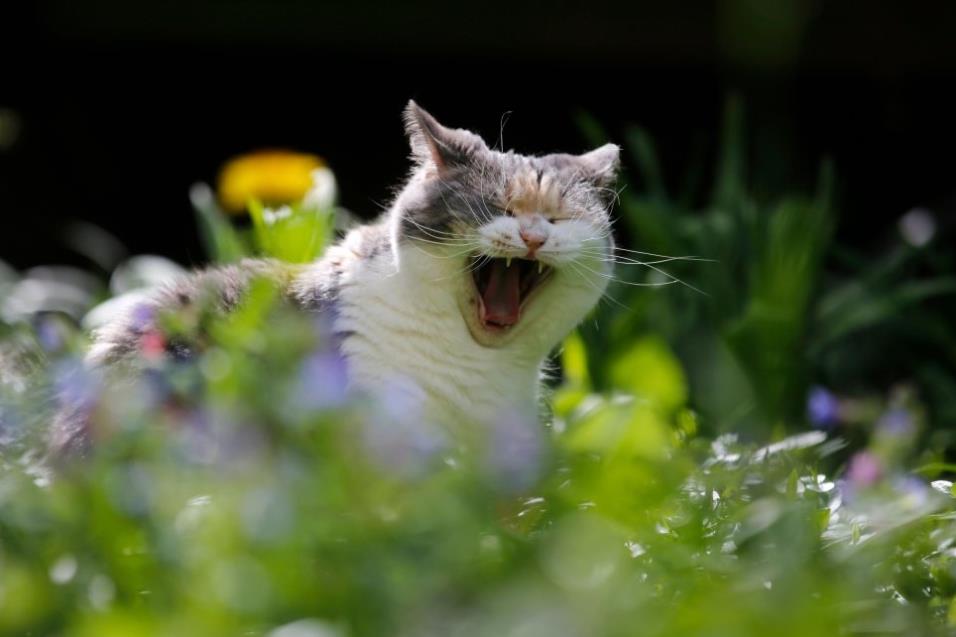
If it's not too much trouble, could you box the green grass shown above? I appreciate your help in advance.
[2,104,956,636]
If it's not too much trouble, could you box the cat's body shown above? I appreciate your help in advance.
[53,102,619,455]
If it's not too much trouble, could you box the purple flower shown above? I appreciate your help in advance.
[487,410,545,493]
[361,377,447,477]
[876,408,914,438]
[52,358,101,412]
[140,368,173,407]
[846,451,882,488]
[35,316,64,352]
[130,303,156,331]
[893,475,930,508]
[177,407,267,466]
[293,350,350,411]
[807,386,840,429]
[834,478,854,506]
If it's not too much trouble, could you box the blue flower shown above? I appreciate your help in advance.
[35,316,64,353]
[130,303,156,331]
[487,409,545,493]
[893,475,930,508]
[53,358,101,412]
[293,350,350,411]
[876,408,914,438]
[360,375,447,478]
[807,386,840,429]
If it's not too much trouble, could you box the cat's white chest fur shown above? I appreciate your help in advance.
[332,245,542,430]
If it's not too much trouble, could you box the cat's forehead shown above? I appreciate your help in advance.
[495,153,585,216]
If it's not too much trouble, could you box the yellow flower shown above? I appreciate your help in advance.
[217,150,326,214]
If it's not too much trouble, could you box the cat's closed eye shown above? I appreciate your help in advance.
[495,209,566,223]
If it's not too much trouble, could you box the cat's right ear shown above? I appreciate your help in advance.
[577,143,621,189]
[404,101,487,173]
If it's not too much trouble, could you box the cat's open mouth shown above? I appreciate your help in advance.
[470,256,553,331]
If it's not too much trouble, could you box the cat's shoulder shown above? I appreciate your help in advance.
[289,220,392,307]
[85,220,390,368]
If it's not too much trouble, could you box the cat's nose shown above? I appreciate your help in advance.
[519,228,546,255]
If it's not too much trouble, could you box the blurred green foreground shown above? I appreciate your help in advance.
[1,105,956,636]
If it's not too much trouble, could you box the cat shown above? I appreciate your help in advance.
[51,101,619,457]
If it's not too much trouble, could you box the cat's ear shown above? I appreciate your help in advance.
[404,100,487,172]
[577,143,621,188]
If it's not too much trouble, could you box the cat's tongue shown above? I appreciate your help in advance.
[481,259,521,326]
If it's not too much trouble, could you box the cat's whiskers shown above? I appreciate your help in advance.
[463,253,493,275]
[592,184,625,208]
[403,225,462,242]
[408,239,480,259]
[440,187,493,227]
[401,214,462,237]
[424,252,492,284]
[563,260,633,312]
[570,256,700,295]
[604,245,715,262]
[402,216,477,246]
[402,218,483,259]
[579,247,712,293]
[579,249,713,266]
[405,234,475,251]
[586,254,708,266]
[470,193,496,225]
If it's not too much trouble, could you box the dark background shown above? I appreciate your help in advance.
[2,1,955,270]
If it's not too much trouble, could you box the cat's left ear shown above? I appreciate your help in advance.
[404,100,488,172]
[578,143,621,188]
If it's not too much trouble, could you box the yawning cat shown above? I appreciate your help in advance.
[53,101,619,455]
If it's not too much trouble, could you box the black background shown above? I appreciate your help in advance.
[2,1,955,270]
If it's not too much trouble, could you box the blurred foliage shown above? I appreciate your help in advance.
[1,111,956,635]
[578,96,956,441]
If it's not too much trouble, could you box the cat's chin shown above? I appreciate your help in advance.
[459,256,554,348]
[460,300,525,348]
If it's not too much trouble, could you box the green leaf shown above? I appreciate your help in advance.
[561,331,590,389]
[610,335,687,414]
[190,182,249,263]
[712,94,747,209]
[813,277,956,353]
[249,200,335,263]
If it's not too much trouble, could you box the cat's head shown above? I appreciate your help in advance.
[391,101,619,350]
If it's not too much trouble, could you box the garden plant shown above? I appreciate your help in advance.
[1,102,955,636]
